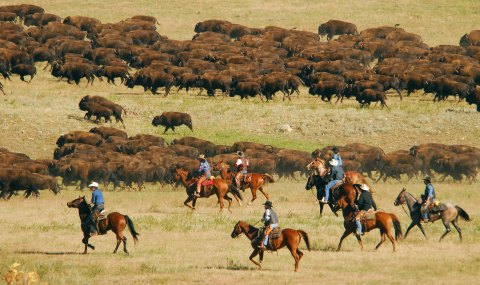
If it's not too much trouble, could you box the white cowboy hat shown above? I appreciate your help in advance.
[360,184,370,191]
[329,159,338,166]
[88,182,99,188]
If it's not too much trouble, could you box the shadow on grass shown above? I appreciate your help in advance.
[14,250,82,255]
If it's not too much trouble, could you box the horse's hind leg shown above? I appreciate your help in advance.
[114,236,121,253]
[337,228,355,251]
[439,222,452,242]
[452,220,463,241]
[375,231,386,251]
[287,244,300,272]
[247,187,258,207]
[123,236,128,254]
[224,194,233,213]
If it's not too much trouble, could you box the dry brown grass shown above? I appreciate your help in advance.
[0,1,480,284]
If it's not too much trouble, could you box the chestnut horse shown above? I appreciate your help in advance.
[67,196,139,254]
[231,221,310,272]
[213,161,275,206]
[335,196,403,252]
[171,166,242,212]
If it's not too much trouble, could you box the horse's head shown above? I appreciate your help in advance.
[394,188,406,206]
[231,221,248,238]
[305,172,315,190]
[67,196,86,208]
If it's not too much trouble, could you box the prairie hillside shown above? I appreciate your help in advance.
[0,1,479,285]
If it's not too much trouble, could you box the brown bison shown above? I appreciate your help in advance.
[80,95,126,127]
[152,112,193,134]
[318,20,358,41]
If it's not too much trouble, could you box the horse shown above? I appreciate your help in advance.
[305,172,337,217]
[231,221,310,272]
[394,188,471,241]
[335,196,403,252]
[171,166,242,212]
[67,196,139,254]
[213,161,274,206]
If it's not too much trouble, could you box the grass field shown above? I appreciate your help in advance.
[1,1,480,284]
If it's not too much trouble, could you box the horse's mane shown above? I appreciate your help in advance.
[247,224,259,236]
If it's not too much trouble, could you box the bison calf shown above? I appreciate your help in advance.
[356,89,388,108]
[152,112,193,134]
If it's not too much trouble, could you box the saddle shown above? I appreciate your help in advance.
[330,180,344,192]
[243,173,252,183]
[201,180,214,186]
[98,209,108,221]
[429,202,447,213]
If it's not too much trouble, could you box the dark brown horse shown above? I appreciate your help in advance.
[394,188,470,241]
[305,172,337,216]
[335,197,403,252]
[213,161,275,206]
[172,166,242,212]
[67,196,139,254]
[231,221,310,272]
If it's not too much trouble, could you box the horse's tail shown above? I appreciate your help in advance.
[455,206,471,221]
[261,173,275,184]
[124,215,140,244]
[389,213,403,241]
[298,230,311,251]
[229,184,243,201]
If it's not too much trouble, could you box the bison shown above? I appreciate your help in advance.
[318,20,358,41]
[152,112,193,134]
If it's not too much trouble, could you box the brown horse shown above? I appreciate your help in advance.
[67,196,139,254]
[335,197,403,252]
[213,161,275,206]
[171,166,242,212]
[231,221,310,272]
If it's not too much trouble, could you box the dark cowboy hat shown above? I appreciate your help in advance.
[423,176,432,182]
[237,151,244,157]
[332,146,339,152]
[263,200,273,207]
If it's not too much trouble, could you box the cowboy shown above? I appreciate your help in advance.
[332,146,342,166]
[420,176,436,222]
[354,184,377,236]
[195,154,211,197]
[234,151,249,191]
[323,159,345,203]
[259,200,279,251]
[88,182,104,236]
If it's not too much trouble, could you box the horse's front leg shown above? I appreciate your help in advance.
[249,249,262,269]
[184,196,194,210]
[439,222,452,242]
[328,202,338,217]
[337,227,353,251]
[259,250,264,264]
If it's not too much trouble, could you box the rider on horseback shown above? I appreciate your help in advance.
[332,147,343,166]
[259,200,279,251]
[88,182,104,237]
[235,151,249,191]
[194,154,211,197]
[355,184,377,236]
[323,159,345,204]
[420,176,436,222]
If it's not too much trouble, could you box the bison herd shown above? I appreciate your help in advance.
[0,123,478,199]
[0,4,479,110]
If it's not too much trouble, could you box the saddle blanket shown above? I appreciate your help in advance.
[201,180,214,186]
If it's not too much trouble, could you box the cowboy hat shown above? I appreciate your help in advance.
[197,154,206,160]
[329,159,338,166]
[360,184,369,191]
[332,146,339,153]
[423,176,432,182]
[237,151,244,157]
[263,200,273,207]
[88,182,99,188]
